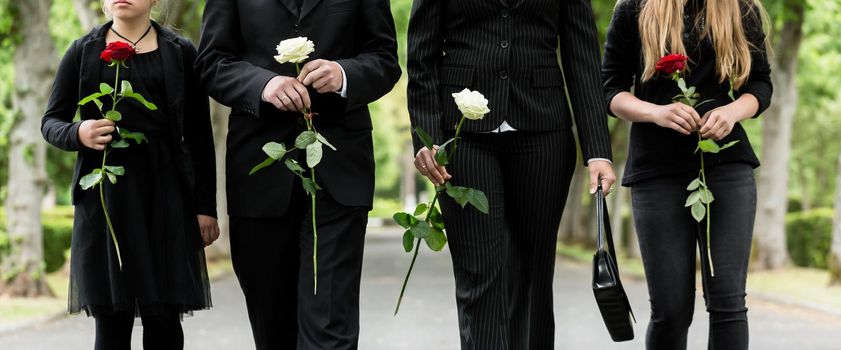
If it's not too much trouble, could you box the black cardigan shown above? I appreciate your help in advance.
[602,0,772,186]
[41,21,217,217]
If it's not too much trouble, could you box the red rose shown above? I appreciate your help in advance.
[100,41,136,63]
[655,53,688,75]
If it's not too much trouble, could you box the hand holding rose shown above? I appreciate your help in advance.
[298,59,344,94]
[78,119,116,151]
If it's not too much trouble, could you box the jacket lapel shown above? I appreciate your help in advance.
[155,25,185,135]
[300,0,324,20]
[277,0,300,17]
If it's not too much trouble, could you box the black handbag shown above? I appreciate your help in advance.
[592,186,636,342]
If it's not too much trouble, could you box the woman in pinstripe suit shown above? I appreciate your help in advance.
[407,0,615,349]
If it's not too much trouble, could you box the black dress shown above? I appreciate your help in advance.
[69,49,211,317]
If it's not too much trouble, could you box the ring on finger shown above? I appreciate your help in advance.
[279,95,290,102]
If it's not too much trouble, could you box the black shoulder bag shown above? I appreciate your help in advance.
[592,186,636,342]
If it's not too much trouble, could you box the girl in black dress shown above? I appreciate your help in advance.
[41,0,218,348]
[602,0,771,349]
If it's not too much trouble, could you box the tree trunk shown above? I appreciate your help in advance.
[72,0,100,30]
[0,0,55,297]
[204,100,231,260]
[828,154,841,286]
[752,3,803,270]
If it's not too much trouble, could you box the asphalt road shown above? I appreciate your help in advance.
[1,227,840,349]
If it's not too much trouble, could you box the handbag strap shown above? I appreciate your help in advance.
[596,185,617,262]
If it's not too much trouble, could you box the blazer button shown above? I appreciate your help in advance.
[501,10,509,18]
[500,40,509,49]
[684,33,690,39]
[499,70,508,80]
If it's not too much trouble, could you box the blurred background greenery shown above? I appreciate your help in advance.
[0,0,839,315]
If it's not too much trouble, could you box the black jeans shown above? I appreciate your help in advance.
[631,163,756,350]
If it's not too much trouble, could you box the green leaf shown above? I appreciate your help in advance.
[306,141,323,168]
[687,178,702,191]
[301,178,319,196]
[414,203,429,217]
[295,131,318,149]
[438,137,456,152]
[106,173,117,184]
[699,188,715,204]
[698,139,721,153]
[685,86,696,97]
[428,206,445,230]
[110,139,130,149]
[467,189,489,214]
[393,212,416,229]
[123,90,158,110]
[262,142,287,160]
[409,221,432,239]
[719,140,740,151]
[249,157,276,175]
[677,77,688,93]
[99,83,114,94]
[285,159,305,174]
[402,230,415,252]
[691,201,706,222]
[105,110,122,121]
[78,92,106,106]
[315,133,336,151]
[104,165,125,176]
[685,190,701,207]
[445,184,470,208]
[93,98,104,111]
[695,99,715,109]
[434,148,449,166]
[119,128,148,144]
[120,80,133,95]
[425,228,447,251]
[415,127,435,150]
[79,171,103,190]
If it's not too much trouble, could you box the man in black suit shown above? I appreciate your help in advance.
[195,0,400,349]
[407,0,615,349]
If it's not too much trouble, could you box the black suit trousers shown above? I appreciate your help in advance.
[440,130,576,350]
[229,182,368,350]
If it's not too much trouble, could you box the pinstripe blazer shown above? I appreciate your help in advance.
[407,0,612,163]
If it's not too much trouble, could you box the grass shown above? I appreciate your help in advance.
[557,242,841,313]
[0,258,234,329]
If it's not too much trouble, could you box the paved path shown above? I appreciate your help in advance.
[2,227,840,349]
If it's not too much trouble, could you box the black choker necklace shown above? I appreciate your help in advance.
[110,23,153,49]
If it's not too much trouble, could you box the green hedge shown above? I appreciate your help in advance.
[0,206,74,273]
[785,208,833,269]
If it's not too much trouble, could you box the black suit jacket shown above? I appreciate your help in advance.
[407,0,612,163]
[41,21,217,217]
[196,0,400,218]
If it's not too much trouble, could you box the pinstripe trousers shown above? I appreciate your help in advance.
[440,130,577,350]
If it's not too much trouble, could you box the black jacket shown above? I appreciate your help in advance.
[407,0,613,163]
[602,0,772,186]
[195,0,400,217]
[41,21,217,217]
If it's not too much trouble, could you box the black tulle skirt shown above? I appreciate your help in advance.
[69,137,211,318]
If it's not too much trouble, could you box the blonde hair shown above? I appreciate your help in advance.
[637,0,769,89]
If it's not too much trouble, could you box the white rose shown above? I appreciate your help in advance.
[274,37,315,64]
[452,88,490,120]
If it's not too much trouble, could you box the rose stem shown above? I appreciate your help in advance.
[698,132,715,277]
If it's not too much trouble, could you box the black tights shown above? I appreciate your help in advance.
[94,311,183,350]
